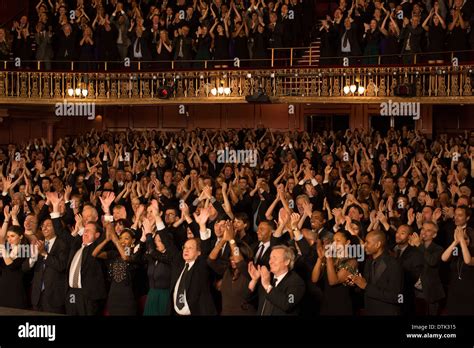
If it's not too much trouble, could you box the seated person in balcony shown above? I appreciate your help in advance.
[400,15,423,64]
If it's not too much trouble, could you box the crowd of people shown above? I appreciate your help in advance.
[0,0,313,70]
[0,126,473,316]
[319,0,474,64]
[0,0,473,69]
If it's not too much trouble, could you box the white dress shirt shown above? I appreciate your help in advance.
[29,236,56,268]
[173,260,196,316]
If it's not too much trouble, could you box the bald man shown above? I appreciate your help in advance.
[350,231,403,315]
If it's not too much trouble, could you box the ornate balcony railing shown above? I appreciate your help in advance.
[0,64,473,105]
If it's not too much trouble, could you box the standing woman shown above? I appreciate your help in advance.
[156,30,173,69]
[422,8,446,64]
[441,211,474,315]
[446,9,468,61]
[312,230,358,315]
[232,20,250,67]
[362,19,382,65]
[79,26,95,71]
[379,11,400,64]
[0,206,29,309]
[92,222,140,316]
[250,22,268,67]
[194,25,212,68]
[141,215,177,316]
[207,221,256,315]
[210,18,230,68]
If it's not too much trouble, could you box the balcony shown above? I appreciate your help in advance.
[0,51,474,105]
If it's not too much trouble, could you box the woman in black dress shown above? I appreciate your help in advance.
[0,208,28,309]
[79,26,96,71]
[379,12,400,64]
[232,21,250,67]
[207,222,256,315]
[422,8,447,63]
[92,223,139,316]
[442,223,474,315]
[194,25,212,68]
[312,230,358,315]
[446,9,468,61]
[156,30,173,69]
[251,23,268,67]
[210,19,230,68]
[362,19,382,65]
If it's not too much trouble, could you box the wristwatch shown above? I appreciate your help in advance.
[229,239,236,245]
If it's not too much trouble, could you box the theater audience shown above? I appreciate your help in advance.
[0,126,472,316]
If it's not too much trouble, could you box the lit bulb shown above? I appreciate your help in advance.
[224,87,231,95]
[211,88,217,96]
[67,88,74,97]
[82,89,88,97]
[246,73,252,79]
[350,85,357,93]
[358,86,365,94]
[343,86,350,94]
[75,88,81,96]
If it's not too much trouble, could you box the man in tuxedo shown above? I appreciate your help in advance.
[311,210,333,245]
[168,208,216,315]
[350,231,403,315]
[24,218,69,314]
[410,222,445,315]
[253,221,275,267]
[400,15,423,64]
[249,245,306,315]
[173,25,193,69]
[48,193,106,316]
[393,224,424,315]
[55,24,77,68]
[128,24,151,67]
[337,18,361,65]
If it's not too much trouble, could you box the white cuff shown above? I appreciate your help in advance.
[156,220,165,231]
[311,178,318,186]
[294,233,304,241]
[323,180,329,184]
[78,227,84,236]
[50,212,61,219]
[2,192,7,196]
[40,173,46,177]
[104,214,114,222]
[298,179,305,185]
[200,228,211,241]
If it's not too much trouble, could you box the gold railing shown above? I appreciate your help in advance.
[0,65,473,104]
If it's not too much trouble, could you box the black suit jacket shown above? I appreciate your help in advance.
[256,271,306,315]
[167,234,217,315]
[23,236,69,309]
[419,242,445,303]
[363,251,403,315]
[397,245,424,314]
[52,218,107,301]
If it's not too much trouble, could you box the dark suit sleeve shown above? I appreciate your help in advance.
[45,241,68,272]
[265,274,306,312]
[365,261,403,305]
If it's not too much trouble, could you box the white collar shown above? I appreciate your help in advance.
[274,271,288,286]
